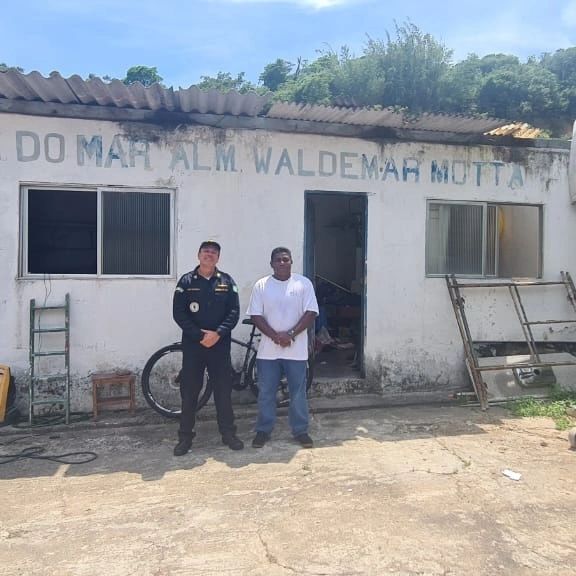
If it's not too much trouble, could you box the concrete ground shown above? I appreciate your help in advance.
[0,397,575,576]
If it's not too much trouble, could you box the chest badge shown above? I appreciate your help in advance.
[190,302,200,313]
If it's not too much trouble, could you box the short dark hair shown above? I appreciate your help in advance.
[270,246,292,261]
[199,240,221,253]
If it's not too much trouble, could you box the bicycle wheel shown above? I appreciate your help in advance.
[229,340,250,391]
[246,352,259,397]
[141,343,212,419]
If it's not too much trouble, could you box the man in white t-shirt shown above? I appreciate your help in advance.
[247,247,319,449]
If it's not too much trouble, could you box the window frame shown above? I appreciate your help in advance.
[19,184,176,279]
[425,199,543,279]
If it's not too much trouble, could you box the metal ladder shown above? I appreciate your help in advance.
[446,272,576,410]
[29,294,71,424]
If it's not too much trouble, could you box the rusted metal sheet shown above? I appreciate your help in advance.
[486,122,543,138]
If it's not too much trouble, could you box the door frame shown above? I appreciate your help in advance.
[304,190,368,377]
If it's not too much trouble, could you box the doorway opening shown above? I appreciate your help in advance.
[305,192,367,379]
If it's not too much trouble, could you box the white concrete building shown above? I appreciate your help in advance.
[1,71,575,412]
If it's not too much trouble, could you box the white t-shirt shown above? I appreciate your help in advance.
[247,273,319,360]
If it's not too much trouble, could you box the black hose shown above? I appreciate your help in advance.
[0,445,98,465]
[0,436,98,465]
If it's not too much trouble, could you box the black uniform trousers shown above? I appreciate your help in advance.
[178,338,236,441]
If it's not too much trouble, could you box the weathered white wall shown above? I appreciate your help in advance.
[1,114,574,409]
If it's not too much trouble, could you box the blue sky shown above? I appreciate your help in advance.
[1,0,576,88]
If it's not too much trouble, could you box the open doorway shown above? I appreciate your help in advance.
[305,192,367,379]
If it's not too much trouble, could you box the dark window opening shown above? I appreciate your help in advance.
[28,189,97,274]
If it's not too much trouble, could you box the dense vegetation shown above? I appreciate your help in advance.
[2,22,576,136]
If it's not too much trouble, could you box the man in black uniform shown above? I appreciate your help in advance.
[172,241,244,455]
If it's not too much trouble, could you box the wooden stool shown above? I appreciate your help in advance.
[91,372,136,418]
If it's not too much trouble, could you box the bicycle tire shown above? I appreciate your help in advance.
[141,343,212,419]
[230,339,252,391]
[246,352,259,397]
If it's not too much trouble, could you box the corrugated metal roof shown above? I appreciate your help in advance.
[0,69,538,138]
[0,70,271,116]
[266,102,508,134]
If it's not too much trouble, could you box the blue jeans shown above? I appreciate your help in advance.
[256,359,309,437]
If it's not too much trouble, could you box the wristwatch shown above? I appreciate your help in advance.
[287,329,296,341]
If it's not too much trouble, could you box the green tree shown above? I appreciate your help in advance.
[274,53,338,104]
[259,59,294,91]
[273,22,453,111]
[365,21,453,111]
[196,71,259,93]
[541,47,576,126]
[273,48,384,107]
[438,54,484,113]
[328,47,386,107]
[541,47,576,83]
[88,73,114,82]
[0,62,24,72]
[477,53,520,74]
[476,63,564,122]
[123,66,163,87]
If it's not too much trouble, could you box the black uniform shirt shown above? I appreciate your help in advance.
[173,266,240,343]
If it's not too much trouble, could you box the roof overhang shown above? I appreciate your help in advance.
[0,70,568,148]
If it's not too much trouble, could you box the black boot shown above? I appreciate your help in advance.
[222,434,244,450]
[173,438,192,456]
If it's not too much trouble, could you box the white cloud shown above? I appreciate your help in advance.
[220,0,362,10]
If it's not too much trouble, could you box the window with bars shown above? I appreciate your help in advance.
[425,201,542,278]
[22,187,173,276]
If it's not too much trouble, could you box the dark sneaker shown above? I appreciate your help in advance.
[173,438,192,456]
[295,433,313,449]
[222,434,244,451]
[252,431,269,448]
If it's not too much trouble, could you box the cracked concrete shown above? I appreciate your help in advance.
[0,400,575,575]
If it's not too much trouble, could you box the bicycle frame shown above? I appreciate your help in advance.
[230,323,259,389]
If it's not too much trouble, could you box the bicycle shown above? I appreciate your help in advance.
[141,319,314,419]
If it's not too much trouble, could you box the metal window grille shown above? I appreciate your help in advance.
[426,201,540,278]
[426,202,483,275]
[101,191,171,275]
